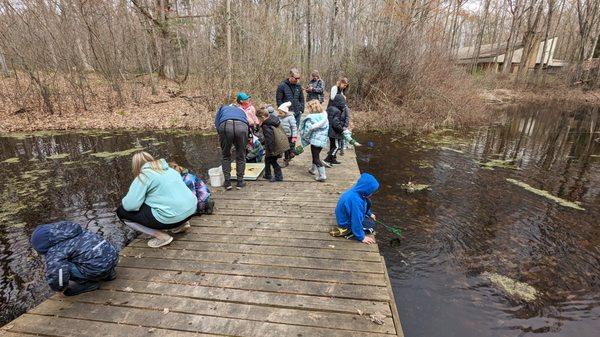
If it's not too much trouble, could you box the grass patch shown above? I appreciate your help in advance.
[506,178,585,210]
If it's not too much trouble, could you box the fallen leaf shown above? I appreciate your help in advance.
[123,287,134,292]
[370,312,386,325]
[148,328,156,333]
[356,309,363,316]
[163,308,170,314]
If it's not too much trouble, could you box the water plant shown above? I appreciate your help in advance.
[481,272,538,302]
[46,153,70,160]
[477,159,518,170]
[506,178,585,210]
[91,147,144,159]
[2,157,20,163]
[440,146,464,154]
[401,181,430,193]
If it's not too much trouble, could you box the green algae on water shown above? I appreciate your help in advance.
[46,153,70,160]
[506,178,585,210]
[91,147,144,159]
[478,159,518,170]
[481,272,538,302]
[401,182,430,193]
[151,141,166,146]
[440,146,464,154]
[2,157,20,163]
[416,160,433,169]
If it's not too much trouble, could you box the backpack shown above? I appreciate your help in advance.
[272,124,290,156]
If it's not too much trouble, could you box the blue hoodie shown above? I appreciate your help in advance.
[31,221,119,291]
[335,173,380,241]
[214,105,248,129]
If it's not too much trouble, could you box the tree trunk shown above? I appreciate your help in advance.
[502,0,524,74]
[0,49,9,77]
[516,0,544,82]
[226,0,232,99]
[306,0,312,76]
[471,0,492,73]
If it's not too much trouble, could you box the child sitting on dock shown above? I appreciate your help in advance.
[30,221,119,296]
[169,162,214,215]
[330,173,379,244]
[246,134,265,163]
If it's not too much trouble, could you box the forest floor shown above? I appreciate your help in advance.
[1,79,599,133]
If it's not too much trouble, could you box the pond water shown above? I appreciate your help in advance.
[0,104,598,336]
[356,104,600,336]
[0,130,221,325]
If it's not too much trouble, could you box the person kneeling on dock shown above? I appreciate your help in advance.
[116,151,197,248]
[31,221,119,296]
[330,173,379,244]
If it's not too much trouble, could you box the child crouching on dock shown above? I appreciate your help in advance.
[169,162,214,215]
[330,173,379,244]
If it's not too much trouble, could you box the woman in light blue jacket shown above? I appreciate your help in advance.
[299,99,329,182]
[116,151,197,248]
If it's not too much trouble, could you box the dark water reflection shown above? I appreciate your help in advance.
[0,130,221,325]
[356,104,600,337]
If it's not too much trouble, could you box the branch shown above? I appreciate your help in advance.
[131,0,162,27]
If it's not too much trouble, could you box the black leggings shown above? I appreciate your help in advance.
[116,203,193,230]
[311,145,323,167]
[328,137,340,157]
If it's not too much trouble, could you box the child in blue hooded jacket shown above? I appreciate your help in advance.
[31,221,119,296]
[332,173,379,244]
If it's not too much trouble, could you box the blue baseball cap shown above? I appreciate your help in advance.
[236,92,250,101]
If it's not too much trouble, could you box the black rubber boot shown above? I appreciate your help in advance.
[63,281,100,296]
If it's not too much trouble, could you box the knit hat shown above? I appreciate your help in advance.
[31,224,53,254]
[278,102,292,114]
[236,92,250,101]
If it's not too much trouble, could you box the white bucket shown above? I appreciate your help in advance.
[208,166,224,187]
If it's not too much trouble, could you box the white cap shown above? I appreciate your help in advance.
[278,101,292,114]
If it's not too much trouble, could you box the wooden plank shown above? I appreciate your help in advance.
[186,226,341,241]
[193,219,332,232]
[2,314,210,337]
[128,240,383,262]
[166,233,379,252]
[114,267,390,301]
[103,278,392,315]
[31,300,393,337]
[120,246,384,273]
[193,214,338,225]
[117,257,388,286]
[67,290,396,334]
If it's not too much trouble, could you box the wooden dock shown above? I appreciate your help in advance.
[0,149,404,337]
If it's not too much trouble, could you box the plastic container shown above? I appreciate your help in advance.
[208,166,224,187]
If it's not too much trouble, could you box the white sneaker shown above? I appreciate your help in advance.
[170,222,191,234]
[147,236,173,248]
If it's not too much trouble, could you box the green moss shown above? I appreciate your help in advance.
[482,272,538,302]
[2,157,20,163]
[506,178,585,210]
[151,141,166,146]
[416,160,433,169]
[91,147,144,159]
[140,137,157,141]
[478,159,518,170]
[440,146,464,154]
[46,153,70,160]
[401,182,430,193]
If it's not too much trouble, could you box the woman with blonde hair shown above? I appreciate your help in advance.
[116,151,198,248]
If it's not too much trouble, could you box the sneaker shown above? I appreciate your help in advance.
[308,165,317,175]
[236,180,246,189]
[263,175,272,180]
[223,180,232,190]
[322,161,332,168]
[339,149,345,156]
[331,158,342,165]
[329,227,351,237]
[63,281,100,296]
[148,236,173,248]
[171,222,190,234]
